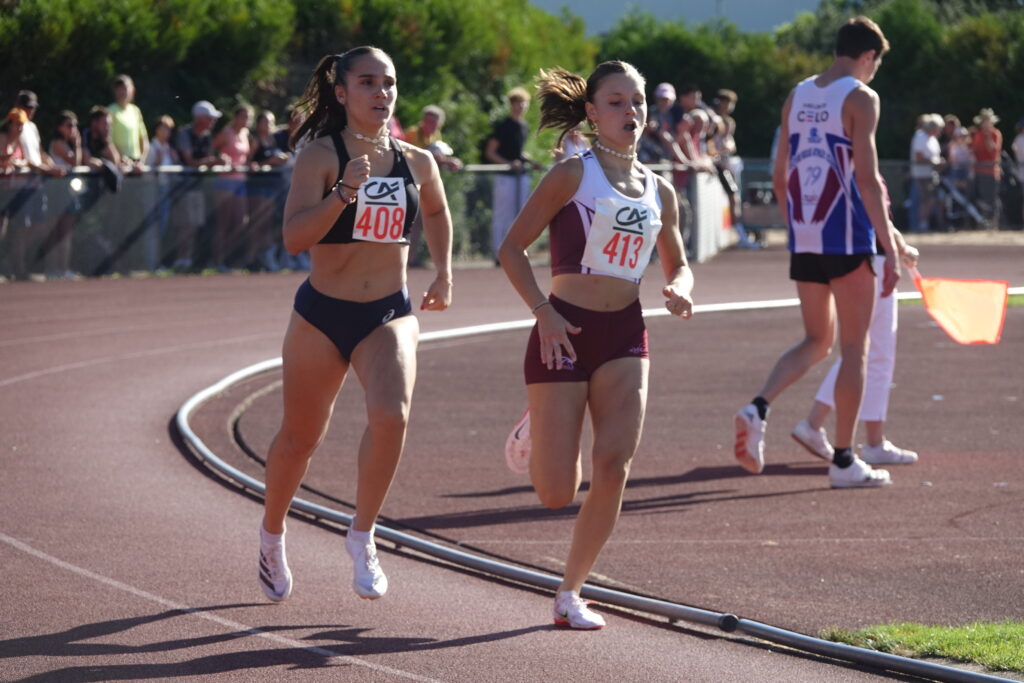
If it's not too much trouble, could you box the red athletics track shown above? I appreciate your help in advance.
[2,237,1022,681]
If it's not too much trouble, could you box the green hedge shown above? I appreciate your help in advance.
[3,0,1021,162]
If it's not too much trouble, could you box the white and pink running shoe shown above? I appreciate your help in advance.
[505,409,531,474]
[553,590,605,630]
[734,404,766,474]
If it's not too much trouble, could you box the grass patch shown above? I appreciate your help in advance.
[824,621,1024,673]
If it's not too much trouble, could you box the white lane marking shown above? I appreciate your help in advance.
[0,531,440,682]
[7,286,1021,389]
[0,333,277,389]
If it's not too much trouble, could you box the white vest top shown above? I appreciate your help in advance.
[549,150,663,283]
[785,75,875,255]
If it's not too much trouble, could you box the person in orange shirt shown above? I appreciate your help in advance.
[970,108,1003,225]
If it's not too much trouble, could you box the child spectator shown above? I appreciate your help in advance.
[42,111,83,279]
[144,115,179,271]
[947,126,973,195]
[248,110,290,271]
[146,115,179,167]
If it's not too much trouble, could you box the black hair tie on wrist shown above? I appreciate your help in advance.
[334,180,356,204]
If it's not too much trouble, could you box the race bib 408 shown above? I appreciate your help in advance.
[353,177,408,243]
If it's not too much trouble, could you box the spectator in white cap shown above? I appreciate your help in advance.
[169,100,223,270]
[650,82,681,145]
[192,100,222,119]
[909,113,944,232]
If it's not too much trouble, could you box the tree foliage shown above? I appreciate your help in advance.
[286,0,594,161]
[771,0,1023,156]
[600,11,829,156]
[0,0,293,136]
[2,0,1021,161]
[603,0,1024,157]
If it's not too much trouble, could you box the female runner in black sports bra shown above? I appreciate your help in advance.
[257,46,453,604]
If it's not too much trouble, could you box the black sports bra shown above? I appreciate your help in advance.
[319,132,420,244]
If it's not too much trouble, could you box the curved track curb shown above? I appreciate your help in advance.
[175,297,1020,683]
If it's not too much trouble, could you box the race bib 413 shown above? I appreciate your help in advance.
[580,196,661,280]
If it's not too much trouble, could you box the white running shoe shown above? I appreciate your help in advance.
[829,456,892,488]
[553,591,605,630]
[859,440,919,465]
[504,409,531,474]
[346,534,388,599]
[734,404,766,474]
[791,420,833,461]
[259,543,293,602]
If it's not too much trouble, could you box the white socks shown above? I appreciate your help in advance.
[260,524,284,547]
[346,527,374,555]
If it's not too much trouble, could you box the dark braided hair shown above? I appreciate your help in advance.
[291,46,393,149]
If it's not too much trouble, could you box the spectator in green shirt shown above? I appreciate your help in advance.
[109,74,148,172]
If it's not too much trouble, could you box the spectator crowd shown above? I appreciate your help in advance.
[907,108,1023,232]
[3,72,1022,282]
[0,75,471,281]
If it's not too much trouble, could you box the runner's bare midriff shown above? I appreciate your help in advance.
[308,242,408,301]
[550,272,641,311]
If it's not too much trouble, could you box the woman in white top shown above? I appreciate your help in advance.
[499,61,693,630]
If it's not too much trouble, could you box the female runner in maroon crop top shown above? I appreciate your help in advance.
[498,61,694,630]
[257,46,453,604]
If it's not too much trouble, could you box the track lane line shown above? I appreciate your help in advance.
[0,531,440,682]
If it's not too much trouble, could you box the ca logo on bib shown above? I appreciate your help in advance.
[580,196,661,280]
[353,178,408,243]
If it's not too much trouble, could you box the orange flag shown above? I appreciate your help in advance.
[910,267,1009,345]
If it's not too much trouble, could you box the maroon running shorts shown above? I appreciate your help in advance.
[524,294,648,384]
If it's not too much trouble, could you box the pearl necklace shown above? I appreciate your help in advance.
[593,139,636,160]
[344,128,390,151]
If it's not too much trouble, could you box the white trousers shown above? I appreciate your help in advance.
[491,173,531,257]
[814,255,898,421]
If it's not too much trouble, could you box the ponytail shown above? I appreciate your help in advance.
[291,46,392,149]
[536,61,645,152]
[537,67,588,151]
